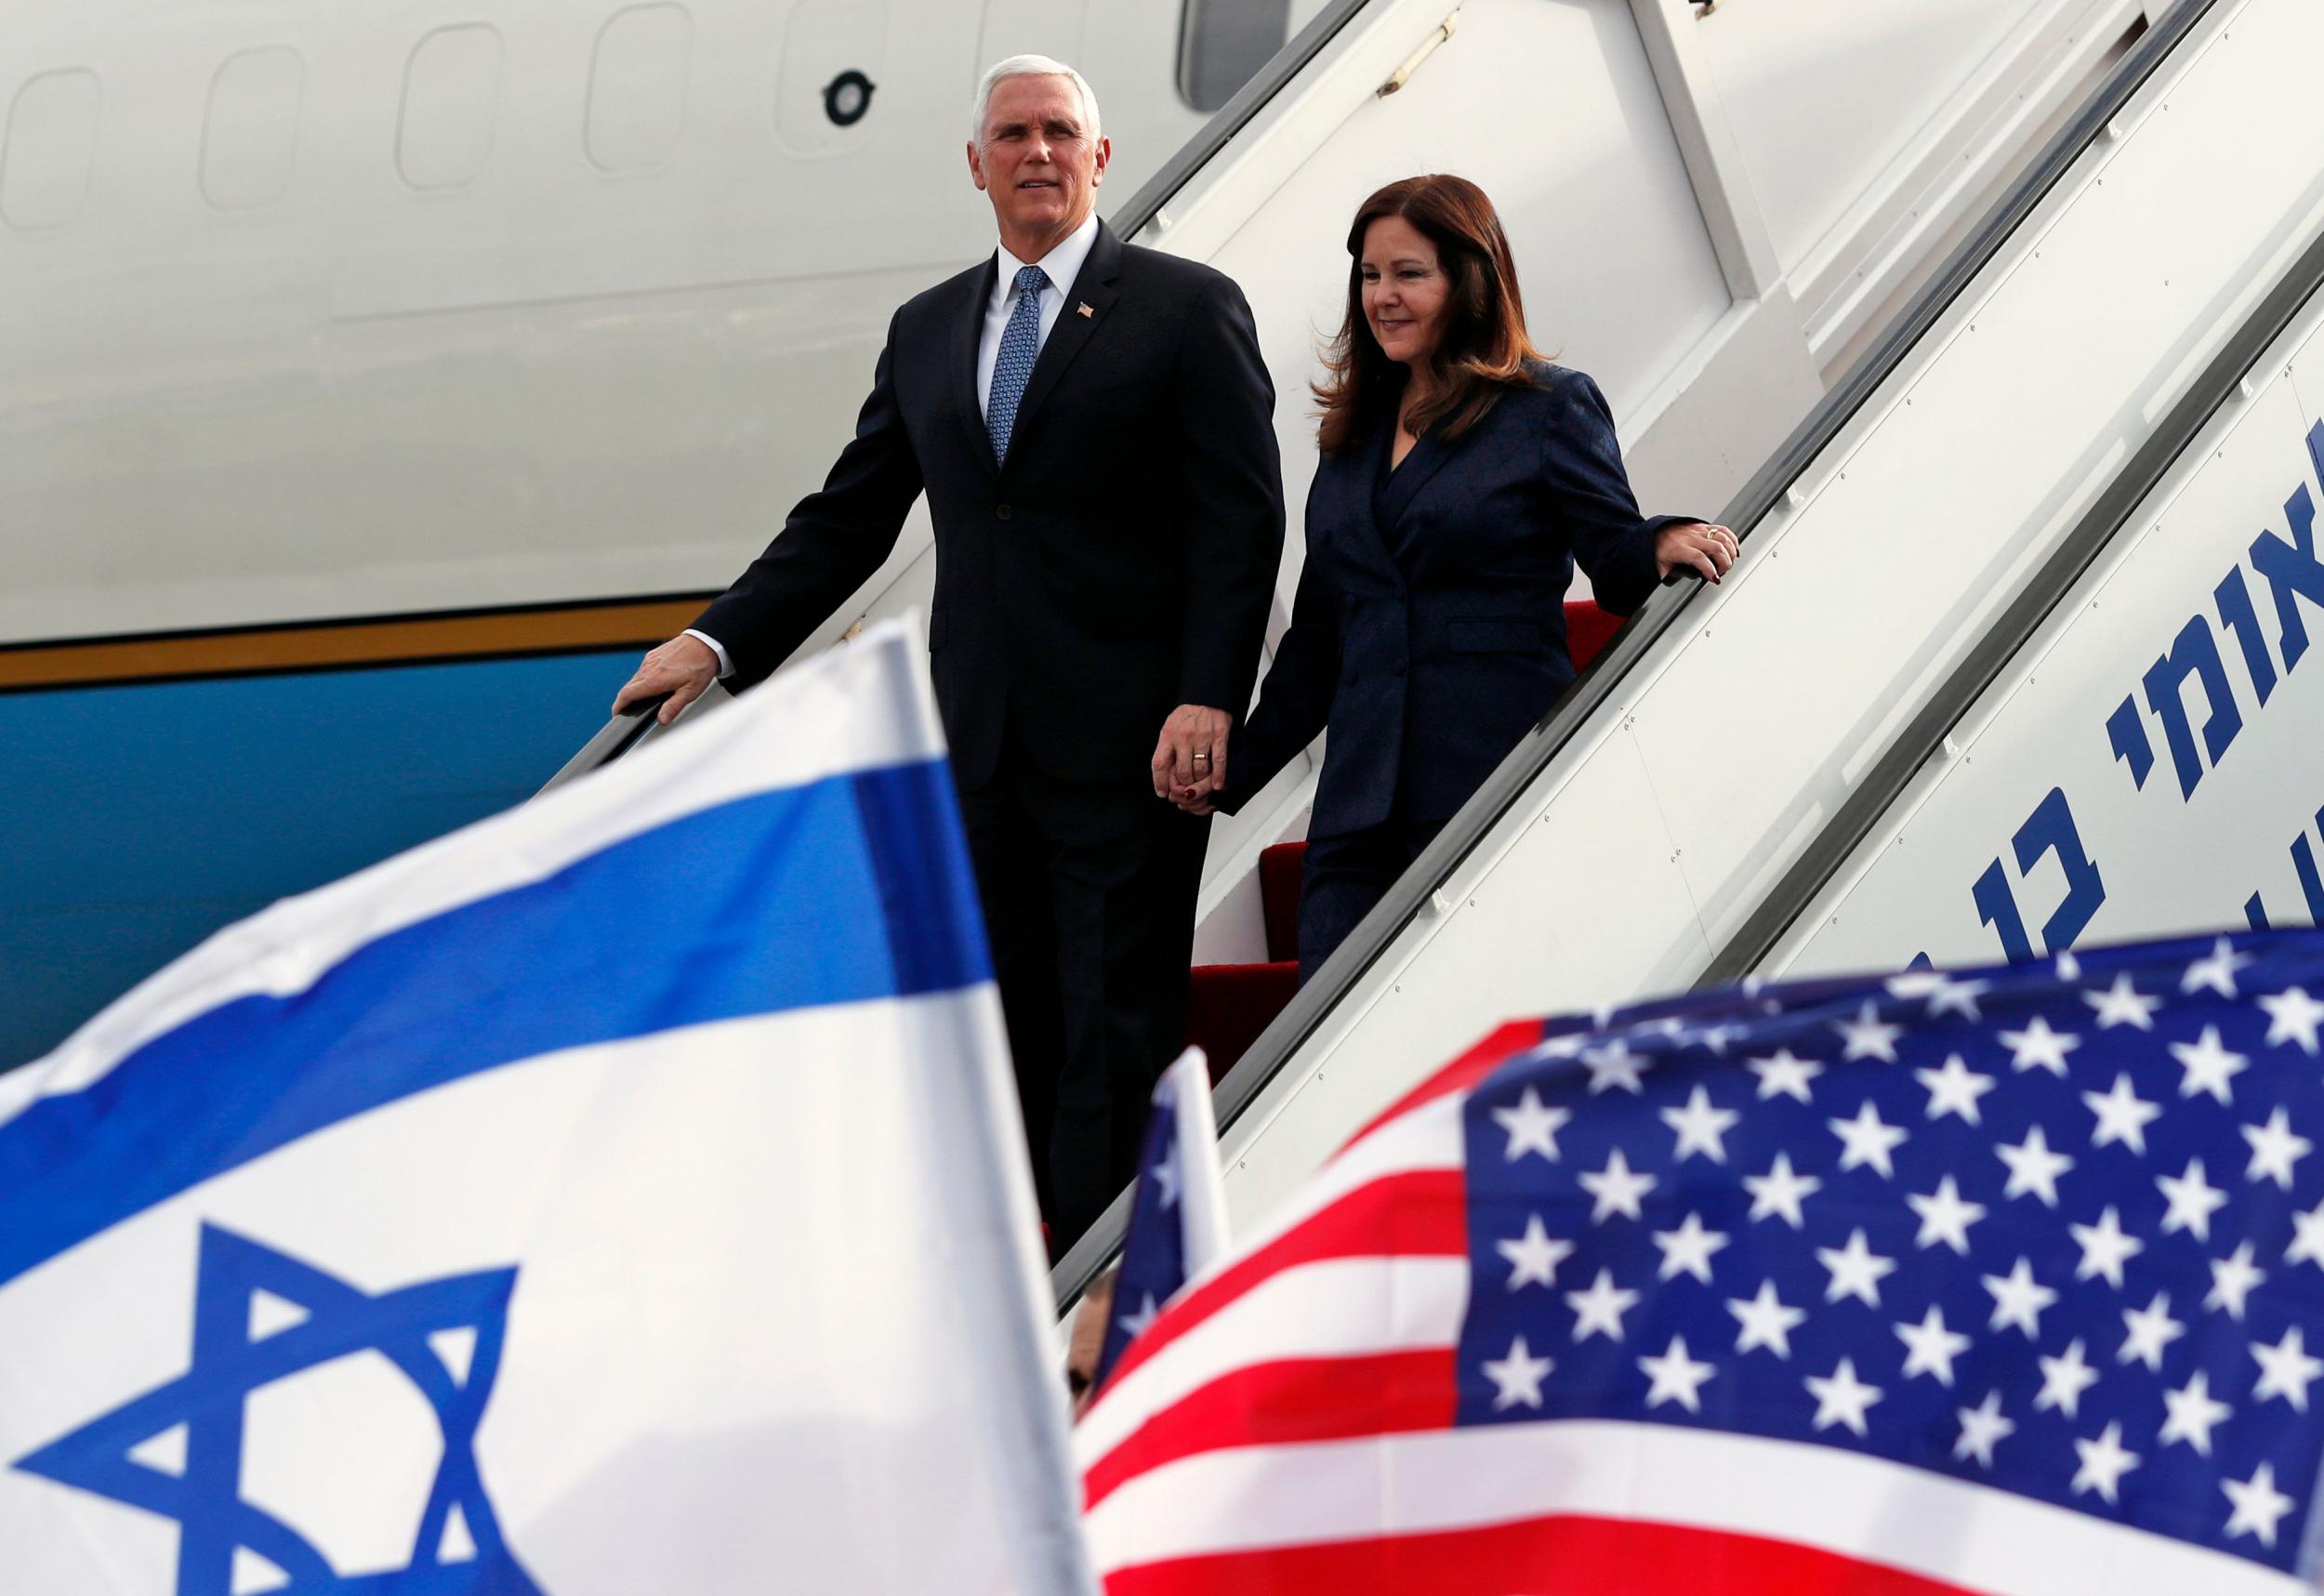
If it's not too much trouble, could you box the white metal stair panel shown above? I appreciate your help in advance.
[1212,0,2324,1233]
[1769,294,2324,979]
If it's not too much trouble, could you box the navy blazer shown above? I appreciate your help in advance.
[1223,362,1690,837]
[693,222,1284,788]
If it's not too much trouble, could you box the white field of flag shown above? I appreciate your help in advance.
[0,620,1096,1596]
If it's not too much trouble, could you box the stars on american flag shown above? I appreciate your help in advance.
[1954,1390,2014,1466]
[1727,1280,1806,1358]
[1915,1053,1994,1123]
[1999,1012,2080,1075]
[2068,1206,2140,1286]
[1491,1088,1569,1162]
[1743,1153,1819,1227]
[1907,1175,1985,1254]
[2117,1292,2184,1372]
[1895,1305,1971,1385]
[2171,1026,2248,1103]
[1828,1101,1908,1177]
[1482,1336,1552,1410]
[1834,1003,1904,1062]
[1497,1214,1574,1290]
[1660,1088,1737,1163]
[2257,986,2324,1054]
[1748,1048,1822,1103]
[1995,1124,2074,1206]
[1565,1270,1639,1343]
[1455,932,2324,1575]
[1579,1148,1656,1222]
[1805,1358,1882,1435]
[2082,1073,2160,1152]
[1981,1258,2055,1339]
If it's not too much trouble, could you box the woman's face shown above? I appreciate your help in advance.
[1360,214,1450,370]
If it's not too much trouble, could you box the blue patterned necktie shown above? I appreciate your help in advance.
[985,263,1050,463]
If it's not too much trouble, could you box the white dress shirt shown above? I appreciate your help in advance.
[976,210,1101,420]
[688,212,1103,680]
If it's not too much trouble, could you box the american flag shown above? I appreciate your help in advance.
[1096,1049,1233,1392]
[1076,930,2324,1594]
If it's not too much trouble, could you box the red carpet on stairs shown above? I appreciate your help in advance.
[1183,599,1625,1081]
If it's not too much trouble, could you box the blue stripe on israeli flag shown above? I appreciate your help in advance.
[0,759,986,1289]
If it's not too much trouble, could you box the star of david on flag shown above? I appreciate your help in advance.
[1092,1049,1232,1395]
[17,1224,532,1596]
[0,622,1095,1596]
[1076,930,2324,1594]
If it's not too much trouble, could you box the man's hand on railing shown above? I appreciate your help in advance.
[614,634,720,727]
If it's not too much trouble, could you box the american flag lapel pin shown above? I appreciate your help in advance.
[1076,301,1095,318]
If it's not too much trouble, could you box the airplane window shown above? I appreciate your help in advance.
[202,47,304,212]
[773,0,887,157]
[587,4,693,174]
[398,25,503,191]
[2,69,101,231]
[1178,0,1291,113]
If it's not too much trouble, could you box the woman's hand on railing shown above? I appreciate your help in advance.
[614,635,720,726]
[1654,521,1737,585]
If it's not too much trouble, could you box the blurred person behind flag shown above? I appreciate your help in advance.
[1076,930,2324,1594]
[1089,1049,1232,1399]
[0,620,1097,1596]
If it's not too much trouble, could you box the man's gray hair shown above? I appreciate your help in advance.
[971,54,1103,144]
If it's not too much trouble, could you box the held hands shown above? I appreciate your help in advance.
[613,634,720,727]
[1655,521,1739,585]
[1152,704,1229,814]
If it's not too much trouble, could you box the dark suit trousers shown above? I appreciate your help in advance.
[1298,815,1448,984]
[956,738,1208,1254]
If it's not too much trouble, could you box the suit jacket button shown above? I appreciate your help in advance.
[996,503,1013,521]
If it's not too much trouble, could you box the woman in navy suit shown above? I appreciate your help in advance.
[1188,174,1736,980]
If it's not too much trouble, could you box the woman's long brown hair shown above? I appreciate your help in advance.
[1313,174,1547,455]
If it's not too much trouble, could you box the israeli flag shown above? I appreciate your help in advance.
[0,622,1095,1596]
[1091,1050,1231,1392]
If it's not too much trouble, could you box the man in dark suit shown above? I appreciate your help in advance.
[614,55,1284,1250]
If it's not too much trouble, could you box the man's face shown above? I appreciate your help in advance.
[1064,1284,1112,1418]
[967,73,1109,248]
